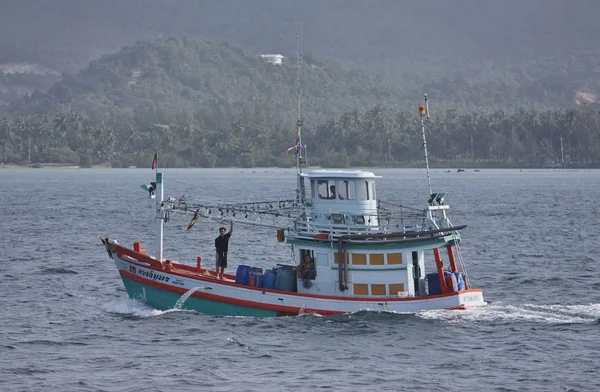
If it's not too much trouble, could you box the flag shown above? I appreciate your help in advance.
[284,126,302,157]
[187,210,199,230]
[151,152,157,170]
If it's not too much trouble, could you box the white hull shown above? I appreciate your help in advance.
[114,253,486,316]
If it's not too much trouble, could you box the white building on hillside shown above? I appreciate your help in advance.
[260,54,285,65]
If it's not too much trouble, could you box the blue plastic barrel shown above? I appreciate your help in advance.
[427,272,459,295]
[263,270,276,290]
[250,271,264,288]
[426,273,442,296]
[274,265,297,292]
[445,272,458,292]
[235,265,251,285]
[454,272,466,291]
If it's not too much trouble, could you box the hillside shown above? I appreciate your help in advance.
[2,1,600,110]
[7,37,410,123]
[6,36,600,119]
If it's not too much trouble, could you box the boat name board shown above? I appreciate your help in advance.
[129,265,172,284]
[461,293,482,304]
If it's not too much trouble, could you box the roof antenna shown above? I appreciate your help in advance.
[419,94,433,198]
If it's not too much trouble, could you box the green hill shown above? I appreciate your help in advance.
[2,1,600,110]
[8,34,600,119]
[9,37,409,122]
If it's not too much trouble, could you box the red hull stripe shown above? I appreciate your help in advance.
[120,270,345,316]
[115,244,481,302]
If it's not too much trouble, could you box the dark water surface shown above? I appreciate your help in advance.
[1,168,599,392]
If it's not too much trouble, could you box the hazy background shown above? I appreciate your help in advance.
[1,0,599,168]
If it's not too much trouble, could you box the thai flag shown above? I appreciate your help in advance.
[151,152,157,170]
[285,125,302,157]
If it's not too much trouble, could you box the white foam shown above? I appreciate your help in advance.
[417,302,600,324]
[102,298,180,318]
[173,287,202,310]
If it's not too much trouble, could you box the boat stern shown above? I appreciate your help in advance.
[456,289,486,309]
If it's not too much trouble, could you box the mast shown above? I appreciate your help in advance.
[295,24,305,204]
[419,94,433,197]
[560,135,565,168]
[154,149,164,261]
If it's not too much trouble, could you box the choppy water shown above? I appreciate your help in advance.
[1,168,599,392]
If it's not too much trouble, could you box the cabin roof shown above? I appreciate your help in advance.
[303,170,380,179]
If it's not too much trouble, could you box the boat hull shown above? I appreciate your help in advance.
[112,249,486,317]
[121,275,279,317]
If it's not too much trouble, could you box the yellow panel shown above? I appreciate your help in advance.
[387,253,403,264]
[353,283,369,295]
[389,284,405,295]
[370,254,384,265]
[371,284,386,295]
[352,253,367,265]
[333,252,340,264]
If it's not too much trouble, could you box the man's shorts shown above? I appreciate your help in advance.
[216,252,228,268]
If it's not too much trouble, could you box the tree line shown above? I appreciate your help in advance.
[1,103,598,168]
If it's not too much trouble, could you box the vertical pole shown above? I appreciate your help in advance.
[305,144,308,167]
[155,172,164,262]
[447,245,458,273]
[420,94,433,197]
[433,248,449,294]
[560,135,564,167]
[295,25,304,205]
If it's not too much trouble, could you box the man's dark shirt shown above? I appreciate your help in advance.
[215,233,231,253]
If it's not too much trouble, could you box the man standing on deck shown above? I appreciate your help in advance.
[215,221,234,279]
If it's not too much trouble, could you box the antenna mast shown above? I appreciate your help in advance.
[295,23,305,204]
[419,94,433,197]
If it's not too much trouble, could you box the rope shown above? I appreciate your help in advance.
[454,242,471,287]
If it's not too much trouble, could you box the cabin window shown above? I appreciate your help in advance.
[353,283,369,295]
[352,215,365,224]
[347,181,356,199]
[369,254,385,265]
[317,180,328,199]
[387,253,403,265]
[357,181,369,200]
[371,284,386,295]
[333,252,347,264]
[315,252,329,267]
[351,253,367,265]
[318,180,337,199]
[369,181,376,200]
[310,180,316,199]
[336,180,354,200]
[389,283,405,295]
[299,249,314,263]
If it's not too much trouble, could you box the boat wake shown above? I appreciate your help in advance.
[417,302,600,325]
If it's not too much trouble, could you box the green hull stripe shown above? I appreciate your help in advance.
[121,276,278,317]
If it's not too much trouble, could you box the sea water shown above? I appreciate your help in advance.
[1,168,599,392]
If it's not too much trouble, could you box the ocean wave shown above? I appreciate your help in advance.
[40,267,78,274]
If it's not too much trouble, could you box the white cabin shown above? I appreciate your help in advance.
[260,54,284,65]
[296,170,382,235]
[286,170,430,298]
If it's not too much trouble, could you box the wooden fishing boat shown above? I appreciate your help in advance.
[102,95,486,317]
